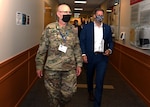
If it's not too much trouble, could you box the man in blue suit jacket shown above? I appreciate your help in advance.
[80,8,113,107]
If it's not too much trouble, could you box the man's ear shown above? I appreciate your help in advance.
[56,11,60,18]
[93,14,96,18]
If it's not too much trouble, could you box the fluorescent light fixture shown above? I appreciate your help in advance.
[114,2,119,6]
[74,0,87,4]
[106,9,112,12]
[74,8,83,10]
[114,0,119,6]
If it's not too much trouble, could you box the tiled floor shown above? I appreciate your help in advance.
[20,63,148,107]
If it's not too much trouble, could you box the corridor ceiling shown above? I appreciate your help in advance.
[58,0,105,17]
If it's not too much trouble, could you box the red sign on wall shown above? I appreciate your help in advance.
[130,0,143,5]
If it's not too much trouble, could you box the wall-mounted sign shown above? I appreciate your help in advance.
[130,0,143,5]
[16,12,30,25]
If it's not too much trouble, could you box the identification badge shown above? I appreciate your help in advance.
[58,44,67,53]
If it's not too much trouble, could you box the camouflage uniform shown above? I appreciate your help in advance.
[35,22,82,107]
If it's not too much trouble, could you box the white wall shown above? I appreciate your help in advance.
[119,0,131,41]
[0,0,44,62]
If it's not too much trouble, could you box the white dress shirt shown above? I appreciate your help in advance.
[94,22,104,52]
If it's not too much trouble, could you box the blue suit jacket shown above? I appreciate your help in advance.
[80,22,113,62]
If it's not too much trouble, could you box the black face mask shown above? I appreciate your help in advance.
[62,15,71,22]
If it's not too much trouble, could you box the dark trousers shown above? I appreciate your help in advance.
[86,54,108,107]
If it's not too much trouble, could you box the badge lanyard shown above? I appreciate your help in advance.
[58,29,68,53]
[59,29,68,43]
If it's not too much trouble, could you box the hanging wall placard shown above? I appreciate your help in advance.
[130,0,143,5]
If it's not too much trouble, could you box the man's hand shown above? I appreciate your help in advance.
[82,55,88,63]
[103,49,112,56]
[76,66,82,76]
[36,70,43,78]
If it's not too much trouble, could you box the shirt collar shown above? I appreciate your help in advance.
[94,21,103,27]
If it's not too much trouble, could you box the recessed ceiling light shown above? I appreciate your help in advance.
[114,0,119,6]
[114,2,119,6]
[74,8,83,10]
[74,0,87,4]
[106,9,112,12]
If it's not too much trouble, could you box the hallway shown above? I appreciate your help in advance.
[20,63,148,107]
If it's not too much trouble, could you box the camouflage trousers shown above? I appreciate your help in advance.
[44,70,77,107]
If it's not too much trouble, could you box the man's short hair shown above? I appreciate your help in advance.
[74,20,78,23]
[93,8,104,14]
[58,3,71,9]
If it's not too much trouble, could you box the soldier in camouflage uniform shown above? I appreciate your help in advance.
[35,3,83,107]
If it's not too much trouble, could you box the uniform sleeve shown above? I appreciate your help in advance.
[35,28,50,71]
[73,31,83,67]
